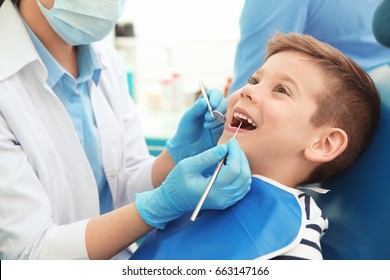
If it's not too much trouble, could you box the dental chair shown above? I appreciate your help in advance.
[313,0,390,260]
[313,62,390,259]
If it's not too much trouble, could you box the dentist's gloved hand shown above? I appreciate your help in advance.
[136,139,251,229]
[166,88,227,164]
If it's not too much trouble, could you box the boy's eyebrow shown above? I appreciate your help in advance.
[255,68,263,77]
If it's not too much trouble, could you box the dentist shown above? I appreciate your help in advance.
[0,0,251,260]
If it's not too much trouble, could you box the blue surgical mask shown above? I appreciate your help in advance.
[37,0,126,46]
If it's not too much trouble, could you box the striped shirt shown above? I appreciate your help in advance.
[272,191,328,260]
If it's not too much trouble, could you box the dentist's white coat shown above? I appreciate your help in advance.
[0,0,154,259]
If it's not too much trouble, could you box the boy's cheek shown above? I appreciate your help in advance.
[227,91,240,109]
[217,130,230,146]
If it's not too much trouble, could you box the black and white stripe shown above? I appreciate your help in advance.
[272,192,328,260]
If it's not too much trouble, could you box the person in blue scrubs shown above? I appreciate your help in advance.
[229,0,390,94]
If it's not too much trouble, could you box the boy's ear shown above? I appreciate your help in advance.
[304,128,348,163]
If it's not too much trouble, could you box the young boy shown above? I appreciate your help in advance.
[130,32,381,260]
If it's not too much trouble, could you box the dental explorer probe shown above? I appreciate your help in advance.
[190,121,243,222]
[199,81,226,124]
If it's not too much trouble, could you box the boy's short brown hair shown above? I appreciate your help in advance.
[264,32,380,183]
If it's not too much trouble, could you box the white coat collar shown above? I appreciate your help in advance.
[0,0,47,83]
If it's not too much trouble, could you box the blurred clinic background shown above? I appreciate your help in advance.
[107,0,244,154]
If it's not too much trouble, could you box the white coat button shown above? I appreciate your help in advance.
[111,168,119,177]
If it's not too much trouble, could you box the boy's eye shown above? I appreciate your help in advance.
[248,76,259,85]
[273,85,290,96]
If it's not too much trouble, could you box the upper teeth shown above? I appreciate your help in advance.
[233,112,257,127]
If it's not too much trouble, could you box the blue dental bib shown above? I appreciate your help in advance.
[131,176,303,260]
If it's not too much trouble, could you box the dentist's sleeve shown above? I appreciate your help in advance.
[0,116,89,260]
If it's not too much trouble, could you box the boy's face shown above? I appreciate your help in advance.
[219,51,327,181]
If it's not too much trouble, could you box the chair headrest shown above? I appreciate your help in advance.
[314,62,390,259]
[373,0,390,48]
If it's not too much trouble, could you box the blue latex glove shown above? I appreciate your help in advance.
[166,88,227,164]
[136,139,251,229]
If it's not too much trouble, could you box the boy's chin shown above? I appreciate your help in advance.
[217,134,229,146]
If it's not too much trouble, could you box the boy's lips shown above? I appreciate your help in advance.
[230,107,257,131]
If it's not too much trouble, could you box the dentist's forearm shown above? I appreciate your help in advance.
[151,149,175,188]
[85,203,153,260]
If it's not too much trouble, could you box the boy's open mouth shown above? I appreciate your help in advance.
[231,111,257,130]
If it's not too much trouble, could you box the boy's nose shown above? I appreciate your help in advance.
[240,87,253,101]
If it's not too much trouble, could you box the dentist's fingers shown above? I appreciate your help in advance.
[178,143,228,174]
[206,139,251,208]
[207,88,225,110]
[204,88,227,132]
[218,139,251,183]
[183,98,209,122]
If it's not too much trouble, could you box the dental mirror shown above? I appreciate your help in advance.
[199,81,226,124]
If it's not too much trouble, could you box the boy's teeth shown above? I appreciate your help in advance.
[233,112,257,127]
